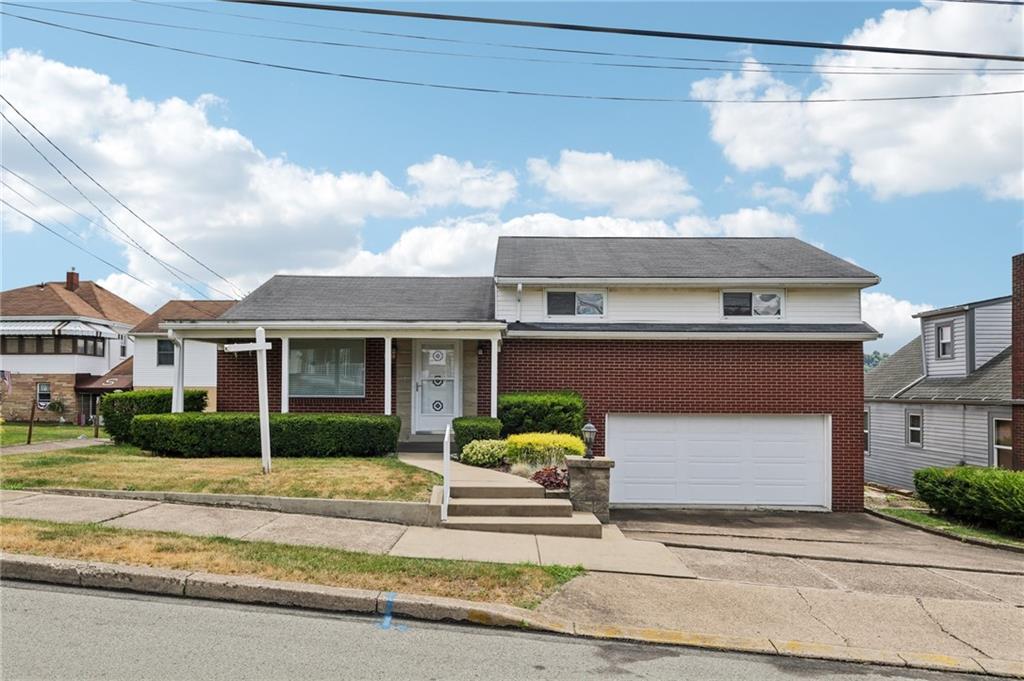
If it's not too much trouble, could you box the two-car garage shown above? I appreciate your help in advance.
[606,414,832,510]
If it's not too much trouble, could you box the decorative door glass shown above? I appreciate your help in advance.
[417,343,458,431]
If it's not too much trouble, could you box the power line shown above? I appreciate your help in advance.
[11,2,1022,78]
[221,0,1024,63]
[5,11,1022,104]
[0,176,85,241]
[931,0,1024,6]
[135,0,1023,73]
[0,93,245,298]
[0,106,216,300]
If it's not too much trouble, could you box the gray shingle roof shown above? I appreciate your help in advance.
[220,276,495,322]
[494,236,878,280]
[865,336,1012,402]
[865,337,923,399]
[509,322,878,335]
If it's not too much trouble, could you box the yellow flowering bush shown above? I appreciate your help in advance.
[506,433,585,465]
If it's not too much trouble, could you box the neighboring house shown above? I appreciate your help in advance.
[865,256,1021,490]
[0,270,147,424]
[165,237,882,512]
[130,300,235,410]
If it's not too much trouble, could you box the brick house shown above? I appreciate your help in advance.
[165,237,884,511]
[0,270,147,424]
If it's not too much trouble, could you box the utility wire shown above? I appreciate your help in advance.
[221,0,1024,63]
[0,176,85,240]
[0,107,217,300]
[133,0,1023,73]
[0,93,245,298]
[5,12,1022,104]
[11,2,1022,78]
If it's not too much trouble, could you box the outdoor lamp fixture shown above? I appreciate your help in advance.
[581,422,597,459]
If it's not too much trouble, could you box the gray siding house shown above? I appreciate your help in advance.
[864,296,1014,490]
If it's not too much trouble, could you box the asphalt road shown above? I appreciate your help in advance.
[0,583,986,681]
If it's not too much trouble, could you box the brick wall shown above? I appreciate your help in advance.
[495,338,866,511]
[476,339,493,417]
[217,338,389,414]
[1013,253,1023,469]
[0,373,77,423]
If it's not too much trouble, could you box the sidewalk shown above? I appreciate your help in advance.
[1,438,110,457]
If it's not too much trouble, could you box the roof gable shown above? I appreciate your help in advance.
[0,280,145,324]
[132,300,236,333]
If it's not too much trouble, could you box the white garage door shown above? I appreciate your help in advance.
[607,414,830,509]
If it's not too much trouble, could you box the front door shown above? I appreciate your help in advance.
[413,340,460,433]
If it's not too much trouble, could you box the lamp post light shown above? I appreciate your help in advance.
[581,422,597,459]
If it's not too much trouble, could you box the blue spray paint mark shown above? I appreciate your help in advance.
[379,592,407,631]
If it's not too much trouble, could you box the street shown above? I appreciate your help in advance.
[0,582,987,681]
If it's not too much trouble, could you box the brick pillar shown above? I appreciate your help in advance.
[476,343,491,417]
[1013,253,1024,469]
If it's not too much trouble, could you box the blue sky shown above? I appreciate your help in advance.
[1,1,1021,351]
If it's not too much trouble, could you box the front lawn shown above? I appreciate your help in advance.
[0,445,440,502]
[0,518,582,608]
[874,507,1024,550]
[1,423,100,447]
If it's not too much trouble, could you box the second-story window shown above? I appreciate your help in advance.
[723,291,782,317]
[547,291,605,317]
[156,339,175,366]
[936,322,954,359]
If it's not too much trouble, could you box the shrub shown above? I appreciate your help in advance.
[914,466,1024,538]
[100,389,206,443]
[129,412,400,457]
[506,433,585,466]
[459,439,508,468]
[498,391,586,437]
[531,466,568,490]
[452,416,502,452]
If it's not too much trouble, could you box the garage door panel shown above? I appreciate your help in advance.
[608,414,829,508]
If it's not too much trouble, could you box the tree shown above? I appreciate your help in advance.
[864,351,890,372]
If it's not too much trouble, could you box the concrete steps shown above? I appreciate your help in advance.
[442,513,603,539]
[444,482,600,537]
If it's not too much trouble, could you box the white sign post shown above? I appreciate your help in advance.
[225,327,273,474]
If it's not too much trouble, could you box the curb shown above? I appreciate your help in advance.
[2,553,1021,678]
[865,508,1024,555]
[28,487,442,528]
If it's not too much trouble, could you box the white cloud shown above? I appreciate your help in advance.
[692,2,1024,199]
[753,175,848,214]
[527,150,700,218]
[406,154,517,210]
[675,207,800,237]
[862,291,932,352]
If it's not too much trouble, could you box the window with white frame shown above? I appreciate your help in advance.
[936,322,954,359]
[993,418,1013,469]
[289,338,366,397]
[906,410,923,446]
[864,410,870,455]
[156,339,175,366]
[546,290,605,317]
[120,336,127,358]
[722,291,782,317]
[36,382,51,406]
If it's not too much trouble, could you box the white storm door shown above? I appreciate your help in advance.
[413,340,461,433]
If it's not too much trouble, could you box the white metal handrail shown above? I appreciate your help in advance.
[441,423,452,522]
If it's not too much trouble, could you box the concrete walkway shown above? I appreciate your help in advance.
[0,490,692,577]
[398,452,540,487]
[1,438,110,457]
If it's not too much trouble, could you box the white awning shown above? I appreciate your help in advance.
[0,320,60,335]
[57,321,118,338]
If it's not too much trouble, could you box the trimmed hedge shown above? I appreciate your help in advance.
[459,439,508,468]
[130,412,401,457]
[498,391,586,437]
[506,432,585,465]
[914,466,1024,538]
[100,389,207,443]
[452,416,502,452]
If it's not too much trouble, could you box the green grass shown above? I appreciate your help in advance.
[0,518,583,608]
[1,423,100,447]
[875,507,1024,550]
[0,444,441,501]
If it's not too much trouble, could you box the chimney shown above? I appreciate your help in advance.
[65,268,80,292]
[1013,253,1023,470]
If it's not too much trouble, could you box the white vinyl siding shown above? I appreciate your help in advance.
[132,337,218,388]
[921,314,967,377]
[865,402,1012,490]
[495,285,862,324]
[973,300,1011,369]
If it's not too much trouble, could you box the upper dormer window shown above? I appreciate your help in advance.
[722,291,782,318]
[547,291,605,317]
[936,322,954,359]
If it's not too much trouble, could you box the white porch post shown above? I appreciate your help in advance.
[280,336,289,413]
[170,331,184,413]
[383,336,392,416]
[490,335,499,419]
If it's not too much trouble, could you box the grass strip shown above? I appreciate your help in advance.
[0,518,582,609]
[875,508,1024,550]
